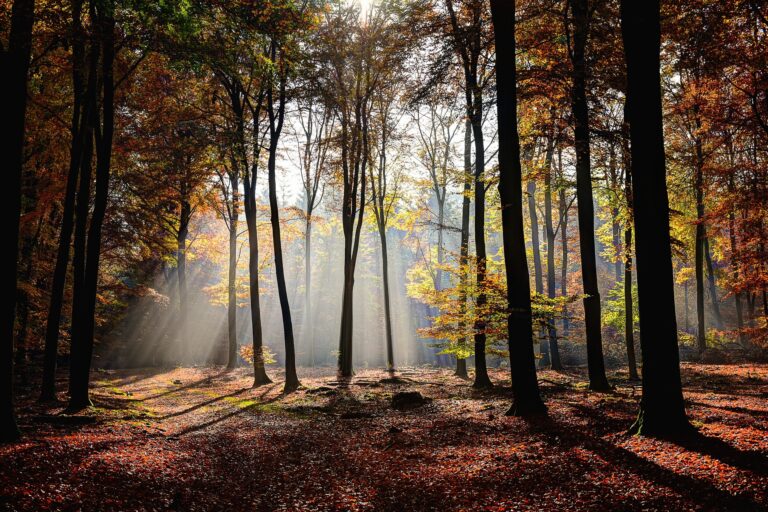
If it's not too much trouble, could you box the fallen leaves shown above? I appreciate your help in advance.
[1,363,766,511]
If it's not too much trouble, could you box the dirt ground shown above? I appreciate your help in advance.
[1,363,767,511]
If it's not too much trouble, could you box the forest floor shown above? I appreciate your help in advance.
[1,363,767,511]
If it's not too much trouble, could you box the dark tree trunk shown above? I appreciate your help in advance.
[472,90,492,389]
[68,17,99,405]
[568,0,610,391]
[694,133,707,352]
[305,212,313,366]
[267,58,299,392]
[621,0,692,437]
[379,227,395,371]
[244,185,271,385]
[528,177,548,366]
[622,124,639,381]
[528,180,544,296]
[624,225,638,380]
[0,0,34,442]
[727,178,746,345]
[703,237,722,329]
[68,6,115,411]
[559,166,570,336]
[41,0,86,402]
[227,175,239,370]
[543,134,562,371]
[490,0,546,416]
[455,119,472,379]
[176,184,190,361]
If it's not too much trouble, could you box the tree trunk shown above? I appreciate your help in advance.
[543,135,562,371]
[227,174,239,370]
[491,0,546,415]
[244,192,271,386]
[41,0,86,402]
[68,20,99,404]
[622,126,639,381]
[472,87,492,390]
[0,0,34,442]
[69,6,115,411]
[621,0,692,437]
[703,237,722,329]
[176,189,190,362]
[528,177,548,366]
[727,180,746,346]
[569,0,610,391]
[624,226,638,380]
[455,119,472,379]
[305,212,313,366]
[559,174,570,336]
[379,227,395,371]
[267,65,299,392]
[694,131,707,352]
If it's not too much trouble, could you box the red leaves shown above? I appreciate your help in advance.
[3,364,767,511]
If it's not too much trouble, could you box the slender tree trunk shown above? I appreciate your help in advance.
[703,237,722,329]
[684,280,690,331]
[544,136,562,370]
[727,176,746,346]
[379,227,395,371]
[41,0,85,401]
[622,128,639,381]
[559,178,570,336]
[305,212,313,366]
[472,87,492,389]
[227,176,239,369]
[528,180,544,296]
[68,23,99,403]
[68,6,115,411]
[624,226,638,380]
[176,190,190,362]
[455,119,472,379]
[490,0,546,416]
[569,0,610,391]
[694,133,707,352]
[622,0,692,436]
[267,63,299,392]
[268,150,299,392]
[244,193,271,385]
[528,171,547,366]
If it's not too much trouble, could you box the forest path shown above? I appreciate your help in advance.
[2,364,767,511]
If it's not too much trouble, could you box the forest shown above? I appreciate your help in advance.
[1,0,767,510]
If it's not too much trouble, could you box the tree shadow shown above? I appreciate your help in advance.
[524,416,761,510]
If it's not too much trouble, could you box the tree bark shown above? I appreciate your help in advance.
[1,0,35,441]
[227,173,239,370]
[490,0,546,416]
[543,132,562,370]
[267,53,299,392]
[455,118,472,379]
[568,0,610,391]
[621,0,692,437]
[41,0,86,401]
[69,5,115,411]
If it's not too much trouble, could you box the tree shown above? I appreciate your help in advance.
[265,40,300,392]
[67,0,117,411]
[445,0,494,389]
[566,0,610,391]
[621,0,692,437]
[1,0,35,442]
[490,0,546,416]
